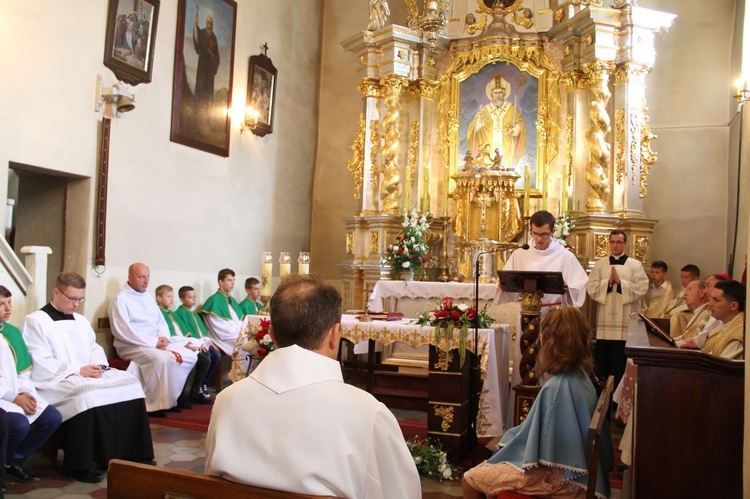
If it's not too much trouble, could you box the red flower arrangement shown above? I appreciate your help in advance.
[416,297,494,366]
[254,318,276,358]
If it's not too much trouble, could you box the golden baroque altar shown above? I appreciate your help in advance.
[339,0,675,311]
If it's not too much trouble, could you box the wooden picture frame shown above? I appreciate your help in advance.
[246,53,277,137]
[103,0,160,86]
[170,0,237,157]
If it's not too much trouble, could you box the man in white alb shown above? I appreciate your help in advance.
[200,268,244,355]
[22,272,153,483]
[206,274,421,499]
[109,263,198,417]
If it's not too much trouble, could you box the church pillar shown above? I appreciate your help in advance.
[357,78,383,215]
[582,60,614,214]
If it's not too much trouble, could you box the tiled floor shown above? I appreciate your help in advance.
[4,420,621,498]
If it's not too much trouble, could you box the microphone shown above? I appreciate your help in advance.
[521,244,530,250]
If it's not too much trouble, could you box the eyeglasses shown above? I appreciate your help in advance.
[57,288,85,304]
[530,231,552,240]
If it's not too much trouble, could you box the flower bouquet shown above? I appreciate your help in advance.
[406,436,458,481]
[553,211,577,250]
[229,318,276,382]
[242,317,276,358]
[415,297,494,367]
[381,209,432,279]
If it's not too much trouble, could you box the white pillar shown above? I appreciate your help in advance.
[19,245,52,315]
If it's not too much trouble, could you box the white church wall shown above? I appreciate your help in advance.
[0,1,324,323]
[641,0,737,286]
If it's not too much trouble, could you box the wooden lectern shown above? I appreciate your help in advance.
[498,270,565,425]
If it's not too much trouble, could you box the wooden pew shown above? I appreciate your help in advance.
[107,459,343,499]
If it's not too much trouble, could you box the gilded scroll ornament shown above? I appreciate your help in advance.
[346,232,354,255]
[634,235,650,262]
[640,106,657,198]
[466,14,488,35]
[357,78,382,99]
[511,6,534,29]
[369,120,381,192]
[369,231,379,255]
[629,110,640,186]
[346,114,366,200]
[583,61,612,213]
[565,114,573,187]
[520,291,543,315]
[615,108,625,184]
[554,8,564,22]
[379,76,408,214]
[595,233,609,258]
[433,348,452,371]
[434,405,455,432]
[408,121,419,185]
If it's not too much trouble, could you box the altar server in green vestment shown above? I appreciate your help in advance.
[174,286,221,397]
[156,285,212,404]
[238,277,264,317]
[200,269,244,355]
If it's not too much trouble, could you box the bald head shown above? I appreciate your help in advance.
[684,280,707,311]
[128,263,150,293]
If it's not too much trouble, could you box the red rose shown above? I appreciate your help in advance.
[258,347,268,358]
[466,308,477,320]
[256,330,266,340]
[398,247,404,254]
[442,298,454,309]
[259,318,271,328]
[439,310,450,318]
[452,311,461,321]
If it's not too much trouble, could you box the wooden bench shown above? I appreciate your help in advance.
[107,459,343,499]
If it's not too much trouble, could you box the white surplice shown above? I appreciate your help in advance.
[21,310,145,421]
[202,308,242,355]
[587,257,649,341]
[109,284,198,411]
[494,239,589,309]
[0,336,49,423]
[206,345,421,499]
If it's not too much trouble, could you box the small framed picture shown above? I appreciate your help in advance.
[246,54,277,137]
[103,0,160,86]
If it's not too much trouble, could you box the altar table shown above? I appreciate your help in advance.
[338,314,510,438]
[368,280,499,318]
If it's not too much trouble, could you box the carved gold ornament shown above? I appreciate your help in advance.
[347,114,366,199]
[369,120,381,192]
[565,114,573,187]
[434,405,455,432]
[369,231,380,255]
[434,348,453,371]
[346,232,354,254]
[634,235,650,262]
[408,121,419,185]
[595,233,609,258]
[615,108,625,184]
[640,105,657,198]
[629,110,640,186]
[379,76,408,214]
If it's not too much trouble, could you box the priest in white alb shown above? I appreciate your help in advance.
[200,268,244,355]
[109,263,198,417]
[495,210,589,426]
[587,230,648,387]
[22,272,154,483]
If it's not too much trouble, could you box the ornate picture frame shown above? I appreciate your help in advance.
[170,0,237,157]
[103,0,160,86]
[437,46,561,198]
[245,53,278,137]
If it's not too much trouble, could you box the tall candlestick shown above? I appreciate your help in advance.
[279,252,291,281]
[261,251,273,297]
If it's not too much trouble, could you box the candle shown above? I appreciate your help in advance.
[298,252,310,275]
[298,263,310,275]
[261,251,273,297]
[279,263,291,280]
[279,252,291,281]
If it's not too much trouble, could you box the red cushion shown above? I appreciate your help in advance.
[108,358,131,371]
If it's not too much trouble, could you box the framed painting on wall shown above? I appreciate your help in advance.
[103,0,161,85]
[170,0,237,157]
[245,53,277,137]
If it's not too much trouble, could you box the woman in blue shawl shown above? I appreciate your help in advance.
[462,306,611,498]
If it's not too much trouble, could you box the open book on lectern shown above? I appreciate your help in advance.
[497,270,565,295]
[638,313,676,347]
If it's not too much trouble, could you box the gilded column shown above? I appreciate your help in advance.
[583,61,613,214]
[379,75,408,214]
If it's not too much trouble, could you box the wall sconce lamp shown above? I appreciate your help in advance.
[94,73,136,119]
[735,78,750,104]
[240,106,260,133]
